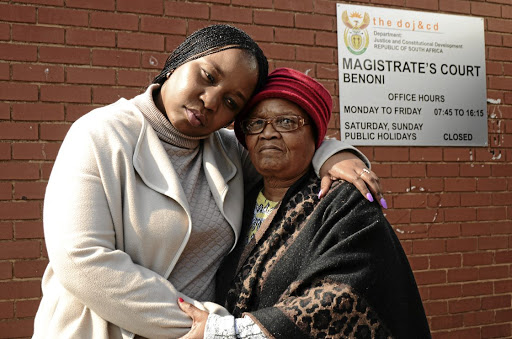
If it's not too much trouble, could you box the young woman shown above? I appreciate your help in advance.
[33,25,383,339]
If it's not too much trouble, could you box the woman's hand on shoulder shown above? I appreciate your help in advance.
[177,298,209,339]
[318,152,387,209]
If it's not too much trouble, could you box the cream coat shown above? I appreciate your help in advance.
[33,91,366,339]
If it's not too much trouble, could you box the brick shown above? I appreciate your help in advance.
[14,0,63,5]
[12,64,64,83]
[461,192,492,207]
[40,123,70,141]
[0,122,38,140]
[14,182,47,200]
[427,193,460,208]
[460,163,491,177]
[0,280,40,298]
[0,301,13,319]
[407,255,429,270]
[463,310,494,327]
[444,208,476,222]
[496,250,512,264]
[315,31,337,48]
[479,265,509,280]
[66,104,98,122]
[0,318,34,338]
[462,281,493,297]
[117,32,165,51]
[296,14,334,31]
[414,270,446,285]
[39,46,90,65]
[448,267,479,283]
[412,239,445,254]
[67,67,116,85]
[463,252,493,266]
[40,85,91,104]
[430,314,463,330]
[0,240,40,259]
[423,300,447,316]
[38,7,88,26]
[411,209,442,223]
[495,309,512,323]
[0,4,36,23]
[92,49,141,68]
[446,237,478,252]
[477,178,508,191]
[117,0,164,15]
[13,24,64,44]
[489,46,512,62]
[14,259,48,278]
[296,46,333,63]
[66,28,116,48]
[0,222,13,240]
[91,12,139,31]
[429,223,460,238]
[0,182,11,200]
[118,69,154,87]
[15,221,44,239]
[0,261,12,279]
[211,5,252,23]
[393,194,427,208]
[449,297,481,313]
[488,18,512,34]
[392,224,427,239]
[471,1,501,17]
[410,178,443,192]
[66,0,114,10]
[16,299,41,317]
[0,23,9,41]
[254,10,294,27]
[140,16,186,35]
[444,178,477,192]
[0,62,8,80]
[275,28,315,45]
[433,328,480,339]
[481,323,512,338]
[164,1,209,19]
[439,0,471,14]
[258,42,295,61]
[0,142,11,160]
[0,83,38,101]
[12,103,65,121]
[430,254,461,269]
[275,0,313,12]
[495,279,512,293]
[384,209,410,225]
[443,147,474,161]
[13,142,60,160]
[0,200,40,220]
[392,163,426,177]
[92,87,141,105]
[41,163,54,180]
[478,235,508,250]
[406,0,438,10]
[427,163,459,177]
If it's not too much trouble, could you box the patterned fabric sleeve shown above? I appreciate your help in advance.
[205,314,268,339]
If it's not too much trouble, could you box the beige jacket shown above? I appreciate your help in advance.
[33,90,366,339]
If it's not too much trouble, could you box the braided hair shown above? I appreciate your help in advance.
[153,24,268,96]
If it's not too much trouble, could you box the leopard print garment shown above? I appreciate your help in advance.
[226,175,392,338]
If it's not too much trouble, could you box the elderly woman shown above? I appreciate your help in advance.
[178,68,431,339]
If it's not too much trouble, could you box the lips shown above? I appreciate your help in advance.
[185,107,206,127]
[258,143,283,152]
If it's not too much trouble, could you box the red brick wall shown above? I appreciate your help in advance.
[0,0,511,338]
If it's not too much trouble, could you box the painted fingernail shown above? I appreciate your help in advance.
[380,198,388,209]
[178,297,184,303]
[366,193,374,202]
[317,189,323,199]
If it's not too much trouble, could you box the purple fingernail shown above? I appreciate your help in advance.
[366,193,374,202]
[380,198,388,209]
[317,189,323,199]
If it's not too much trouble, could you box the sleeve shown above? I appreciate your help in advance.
[205,314,268,339]
[311,138,371,176]
[43,117,229,338]
[245,184,425,338]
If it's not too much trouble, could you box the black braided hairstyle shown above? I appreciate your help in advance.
[153,24,268,96]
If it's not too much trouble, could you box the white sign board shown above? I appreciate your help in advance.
[336,4,487,146]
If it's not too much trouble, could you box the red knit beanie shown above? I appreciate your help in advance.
[234,67,332,149]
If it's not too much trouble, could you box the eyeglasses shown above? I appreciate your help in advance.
[241,115,309,135]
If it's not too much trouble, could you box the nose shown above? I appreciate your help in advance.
[259,120,280,139]
[200,87,220,112]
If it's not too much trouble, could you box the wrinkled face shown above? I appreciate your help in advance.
[245,98,316,181]
[158,48,258,137]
